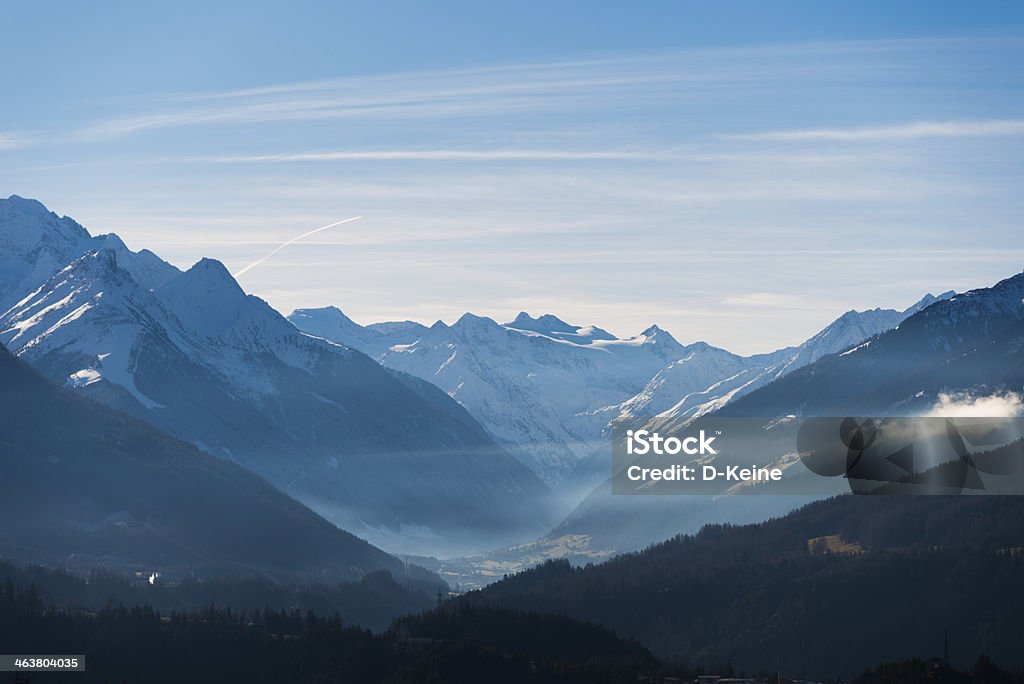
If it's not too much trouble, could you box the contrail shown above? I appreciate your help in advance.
[233,215,363,277]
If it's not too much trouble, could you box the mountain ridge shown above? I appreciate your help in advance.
[289,291,953,489]
[0,340,432,583]
[720,271,1024,417]
[0,196,553,557]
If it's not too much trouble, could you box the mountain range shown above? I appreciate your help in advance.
[290,292,952,491]
[720,270,1024,417]
[0,340,430,585]
[0,196,551,558]
[519,270,1024,560]
[5,193,1016,579]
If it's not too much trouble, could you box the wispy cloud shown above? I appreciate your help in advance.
[720,292,811,309]
[179,148,899,165]
[731,119,1024,142]
[195,149,668,163]
[8,34,1023,355]
[67,38,982,142]
[69,62,691,140]
[0,132,31,150]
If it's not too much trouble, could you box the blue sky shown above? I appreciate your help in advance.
[2,1,1024,353]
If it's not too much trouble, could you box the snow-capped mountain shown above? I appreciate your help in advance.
[504,311,617,344]
[538,274,1016,559]
[0,196,552,557]
[609,294,956,424]
[779,297,955,370]
[289,294,951,489]
[721,272,1024,418]
[289,306,428,359]
[0,196,176,312]
[291,307,697,484]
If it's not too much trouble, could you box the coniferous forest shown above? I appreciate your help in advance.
[4,495,1024,682]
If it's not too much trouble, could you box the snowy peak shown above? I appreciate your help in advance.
[446,313,516,349]
[156,258,247,338]
[188,257,243,293]
[455,311,497,326]
[96,232,128,252]
[289,306,364,339]
[505,311,617,344]
[634,324,686,359]
[723,272,1024,420]
[155,256,303,360]
[618,291,958,426]
[907,271,1024,327]
[452,312,503,335]
[286,305,405,356]
[813,307,903,342]
[792,290,958,367]
[366,320,428,336]
[3,194,53,216]
[0,243,179,411]
[903,290,956,316]
[1,196,92,307]
[95,235,179,291]
[790,294,957,368]
[507,311,578,334]
[1,195,96,255]
[0,195,179,310]
[0,195,85,243]
[44,244,141,293]
[1,249,114,348]
[680,340,716,354]
[0,197,554,556]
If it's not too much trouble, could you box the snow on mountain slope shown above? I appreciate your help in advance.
[614,292,957,424]
[157,257,252,339]
[0,196,553,557]
[366,319,429,337]
[94,233,179,292]
[720,272,1024,418]
[0,245,205,410]
[389,316,703,484]
[526,291,973,559]
[287,306,426,358]
[292,307,697,484]
[290,294,950,488]
[775,297,953,372]
[504,312,616,344]
[903,290,958,316]
[0,196,94,312]
[0,195,177,315]
[613,343,772,419]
